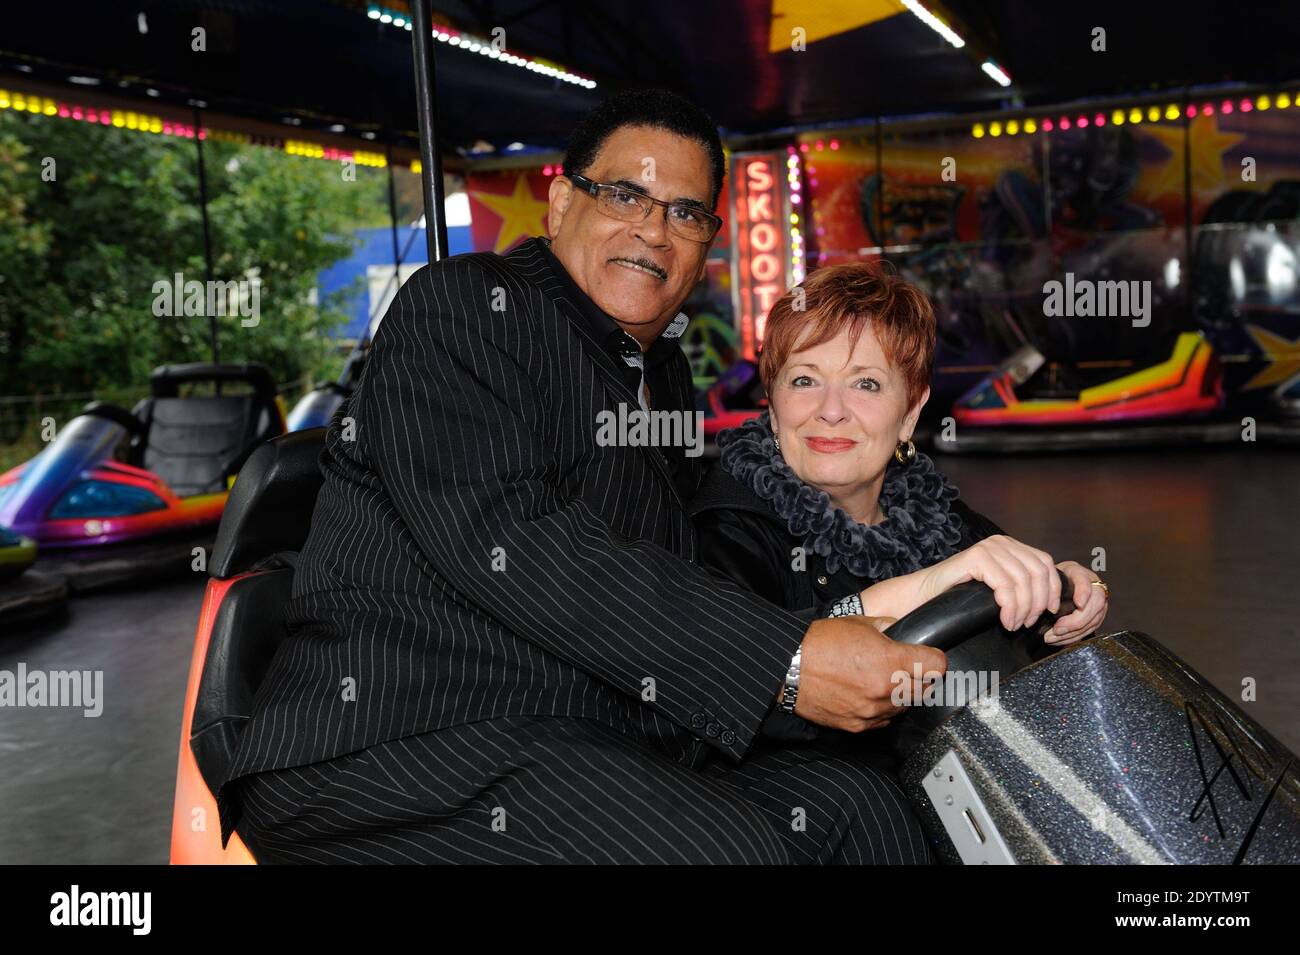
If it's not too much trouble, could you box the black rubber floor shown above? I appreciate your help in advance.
[938,445,1300,758]
[0,445,1295,864]
[0,575,206,864]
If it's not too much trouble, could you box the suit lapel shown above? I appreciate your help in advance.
[507,238,687,508]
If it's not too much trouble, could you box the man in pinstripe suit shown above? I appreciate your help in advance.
[217,89,948,864]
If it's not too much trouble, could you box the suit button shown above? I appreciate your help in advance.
[817,575,828,585]
[690,713,706,728]
[705,722,721,738]
[721,730,736,745]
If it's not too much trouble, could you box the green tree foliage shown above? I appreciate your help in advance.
[0,110,389,401]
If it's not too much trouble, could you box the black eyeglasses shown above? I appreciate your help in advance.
[567,174,723,243]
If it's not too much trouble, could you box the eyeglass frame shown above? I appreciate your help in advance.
[565,173,723,243]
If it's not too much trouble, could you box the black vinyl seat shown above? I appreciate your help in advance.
[130,363,284,498]
[189,427,326,794]
[142,395,261,496]
[209,426,326,580]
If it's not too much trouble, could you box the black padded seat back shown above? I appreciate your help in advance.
[142,395,255,496]
[190,567,293,794]
[191,427,326,793]
[211,427,326,579]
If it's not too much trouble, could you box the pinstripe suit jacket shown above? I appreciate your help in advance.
[217,238,808,840]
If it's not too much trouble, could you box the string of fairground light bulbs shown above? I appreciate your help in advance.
[0,89,390,167]
[971,92,1300,138]
[366,5,596,89]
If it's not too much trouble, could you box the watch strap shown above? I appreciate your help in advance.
[778,646,802,714]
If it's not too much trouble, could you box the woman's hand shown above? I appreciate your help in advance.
[1046,560,1109,645]
[917,535,1062,632]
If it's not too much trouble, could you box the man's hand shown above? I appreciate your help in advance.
[790,615,947,733]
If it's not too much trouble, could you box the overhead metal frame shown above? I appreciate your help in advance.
[410,0,450,263]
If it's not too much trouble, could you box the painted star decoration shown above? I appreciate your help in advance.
[471,174,550,254]
[1242,324,1300,392]
[1142,115,1246,199]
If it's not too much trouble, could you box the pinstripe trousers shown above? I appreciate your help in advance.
[233,716,932,865]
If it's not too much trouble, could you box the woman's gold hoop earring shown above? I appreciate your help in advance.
[894,438,916,465]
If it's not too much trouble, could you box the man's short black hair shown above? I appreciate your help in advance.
[563,88,726,209]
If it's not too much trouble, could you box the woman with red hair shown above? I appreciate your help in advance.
[690,262,1109,745]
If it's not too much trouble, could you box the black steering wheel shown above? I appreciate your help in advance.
[886,569,1076,650]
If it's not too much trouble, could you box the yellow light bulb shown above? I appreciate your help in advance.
[1257,94,1272,110]
[1112,109,1125,125]
[989,121,1002,137]
[1128,108,1142,123]
[1006,119,1020,135]
[972,123,985,138]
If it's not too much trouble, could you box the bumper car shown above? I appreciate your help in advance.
[286,342,367,432]
[936,332,1229,452]
[0,363,285,590]
[887,573,1300,863]
[170,427,325,864]
[701,385,762,443]
[0,525,68,630]
[698,358,764,448]
[171,429,1300,865]
[0,525,36,579]
[954,331,1221,427]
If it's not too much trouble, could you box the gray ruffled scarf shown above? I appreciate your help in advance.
[717,413,965,579]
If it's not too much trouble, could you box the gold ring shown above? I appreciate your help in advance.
[1090,579,1110,598]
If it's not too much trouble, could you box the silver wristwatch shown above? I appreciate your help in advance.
[778,646,802,714]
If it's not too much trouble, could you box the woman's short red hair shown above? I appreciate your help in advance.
[758,261,936,409]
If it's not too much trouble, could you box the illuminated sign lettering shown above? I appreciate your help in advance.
[731,153,789,360]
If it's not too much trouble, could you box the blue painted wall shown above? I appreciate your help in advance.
[319,224,474,339]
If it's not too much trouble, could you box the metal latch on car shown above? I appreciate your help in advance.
[921,748,1016,865]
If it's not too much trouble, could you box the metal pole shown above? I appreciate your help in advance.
[193,106,219,367]
[1182,86,1194,327]
[874,118,884,252]
[336,157,422,387]
[386,144,403,275]
[409,0,449,263]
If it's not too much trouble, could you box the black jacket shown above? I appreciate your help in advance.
[216,237,811,844]
[687,462,1005,748]
[688,464,1005,618]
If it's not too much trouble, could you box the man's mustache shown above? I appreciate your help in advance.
[608,256,668,281]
